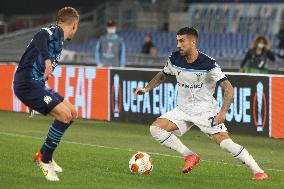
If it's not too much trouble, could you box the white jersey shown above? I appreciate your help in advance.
[163,51,227,115]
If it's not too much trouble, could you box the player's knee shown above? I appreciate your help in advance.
[72,110,77,119]
[58,110,72,124]
[149,126,158,137]
[149,125,167,142]
[70,105,77,119]
[213,132,230,145]
[151,118,175,132]
[219,138,232,151]
[65,111,73,123]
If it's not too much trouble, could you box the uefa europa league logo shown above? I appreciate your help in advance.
[253,81,267,132]
[256,82,263,132]
[113,74,120,117]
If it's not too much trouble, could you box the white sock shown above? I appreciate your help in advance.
[149,126,194,156]
[220,139,263,174]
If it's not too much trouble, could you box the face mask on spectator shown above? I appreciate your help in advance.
[257,43,265,49]
[107,27,116,34]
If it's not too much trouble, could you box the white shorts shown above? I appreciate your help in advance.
[158,107,227,137]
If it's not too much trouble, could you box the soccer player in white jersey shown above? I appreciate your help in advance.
[134,27,268,180]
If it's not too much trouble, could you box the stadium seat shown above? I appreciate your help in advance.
[64,30,281,59]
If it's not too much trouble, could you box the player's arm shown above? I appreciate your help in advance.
[134,71,167,96]
[33,31,52,80]
[214,79,233,125]
[43,59,53,80]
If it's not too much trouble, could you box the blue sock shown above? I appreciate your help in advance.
[40,119,72,163]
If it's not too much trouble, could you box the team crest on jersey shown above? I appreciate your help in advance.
[43,96,53,104]
[194,73,204,82]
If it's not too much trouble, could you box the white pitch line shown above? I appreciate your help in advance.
[0,131,283,173]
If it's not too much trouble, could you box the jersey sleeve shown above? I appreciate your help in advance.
[208,62,228,85]
[162,58,175,76]
[33,30,50,61]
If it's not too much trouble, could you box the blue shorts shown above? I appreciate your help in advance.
[13,79,64,116]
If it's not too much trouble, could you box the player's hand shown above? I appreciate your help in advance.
[239,68,244,73]
[214,112,226,125]
[134,88,149,96]
[44,59,53,80]
[28,107,35,118]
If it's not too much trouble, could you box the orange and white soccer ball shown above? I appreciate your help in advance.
[129,152,154,174]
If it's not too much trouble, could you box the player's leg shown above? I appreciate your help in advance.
[34,102,72,177]
[35,100,76,179]
[61,99,77,120]
[13,82,67,181]
[213,132,268,180]
[194,109,268,180]
[32,101,73,181]
[39,101,75,163]
[150,118,194,157]
[49,102,73,123]
[35,92,77,180]
[149,108,199,173]
[45,100,76,172]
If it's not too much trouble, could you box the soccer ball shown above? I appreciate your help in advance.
[129,152,154,174]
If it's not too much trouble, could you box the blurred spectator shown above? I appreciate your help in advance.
[149,46,157,57]
[95,20,126,67]
[277,25,284,49]
[141,35,154,54]
[239,35,275,74]
[141,34,157,56]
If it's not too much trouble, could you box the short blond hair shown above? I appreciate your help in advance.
[56,7,79,24]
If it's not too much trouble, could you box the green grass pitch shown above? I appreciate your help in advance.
[0,111,283,189]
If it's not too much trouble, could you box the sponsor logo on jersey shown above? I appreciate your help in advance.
[44,96,53,104]
[177,82,203,89]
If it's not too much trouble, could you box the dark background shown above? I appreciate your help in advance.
[0,0,109,14]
